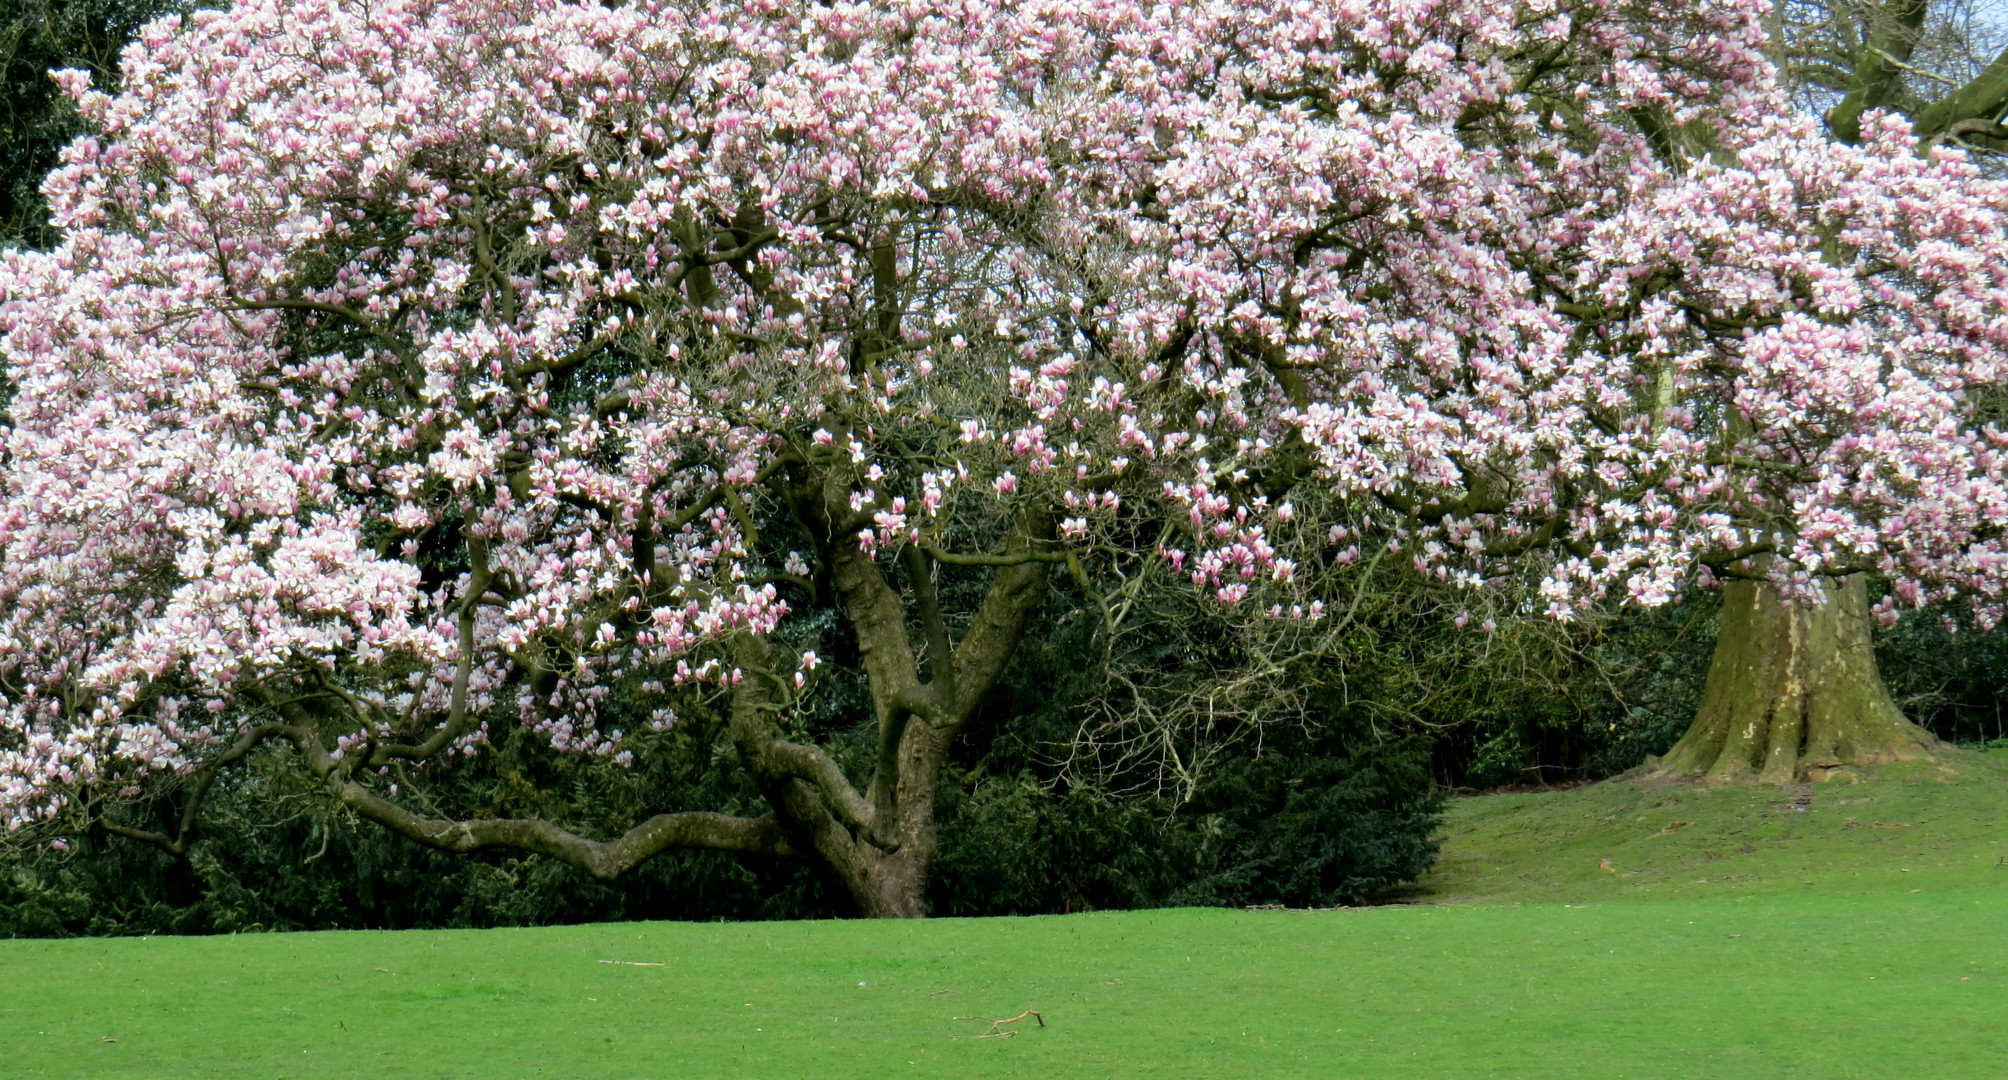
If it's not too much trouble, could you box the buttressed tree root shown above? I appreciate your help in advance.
[1652,575,1941,785]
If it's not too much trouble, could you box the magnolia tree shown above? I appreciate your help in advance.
[1070,0,2008,784]
[4,0,2006,919]
[1220,101,2008,784]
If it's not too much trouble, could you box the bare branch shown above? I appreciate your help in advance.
[331,786,795,879]
[948,514,1056,722]
[919,542,1068,567]
[760,739,894,850]
[228,298,419,365]
[364,538,495,767]
[902,544,953,696]
[1827,0,1931,143]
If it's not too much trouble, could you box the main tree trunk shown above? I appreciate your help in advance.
[1652,574,1939,784]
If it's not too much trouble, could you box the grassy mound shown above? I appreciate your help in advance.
[1422,747,2008,904]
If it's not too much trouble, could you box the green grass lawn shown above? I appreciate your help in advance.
[5,754,2007,1079]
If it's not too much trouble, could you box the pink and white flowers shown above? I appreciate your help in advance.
[1,0,2004,841]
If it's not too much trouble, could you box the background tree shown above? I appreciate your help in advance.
[1119,0,2008,785]
[1779,0,2008,146]
[0,0,189,248]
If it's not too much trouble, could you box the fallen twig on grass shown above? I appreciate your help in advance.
[596,960,665,966]
[952,1010,1044,1039]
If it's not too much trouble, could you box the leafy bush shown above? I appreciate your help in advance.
[1877,605,2008,746]
[0,743,839,937]
[926,604,1445,915]
[928,733,1442,916]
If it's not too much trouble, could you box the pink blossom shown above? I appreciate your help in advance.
[0,0,1996,841]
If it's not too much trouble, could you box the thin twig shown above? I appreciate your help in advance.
[951,1010,1044,1039]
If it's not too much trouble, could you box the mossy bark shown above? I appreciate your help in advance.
[1653,574,1939,784]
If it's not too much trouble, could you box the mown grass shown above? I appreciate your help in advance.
[4,752,2006,1079]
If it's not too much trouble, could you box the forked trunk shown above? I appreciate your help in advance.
[846,848,931,918]
[814,724,945,919]
[1653,574,1939,784]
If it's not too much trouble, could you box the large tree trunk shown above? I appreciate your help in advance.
[840,749,941,920]
[1652,574,1940,784]
[848,855,930,918]
[749,487,1055,918]
[809,720,954,919]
